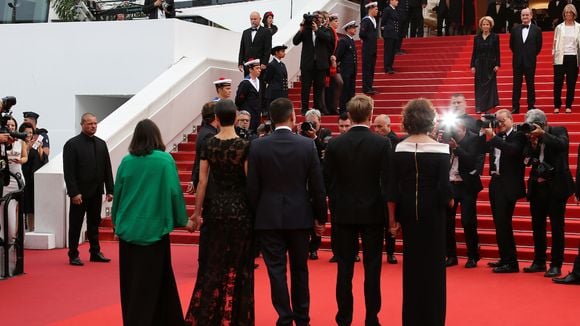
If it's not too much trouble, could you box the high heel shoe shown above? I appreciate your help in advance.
[554,108,560,114]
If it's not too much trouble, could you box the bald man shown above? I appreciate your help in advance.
[238,11,272,76]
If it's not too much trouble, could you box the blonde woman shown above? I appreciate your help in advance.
[552,4,580,113]
[470,16,500,113]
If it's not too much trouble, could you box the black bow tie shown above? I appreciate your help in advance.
[251,28,257,31]
[522,25,529,29]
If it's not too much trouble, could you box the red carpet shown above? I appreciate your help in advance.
[1,242,578,325]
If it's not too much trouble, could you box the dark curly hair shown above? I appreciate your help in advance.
[401,98,436,135]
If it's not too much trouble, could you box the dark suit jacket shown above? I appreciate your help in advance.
[238,26,272,67]
[486,2,509,33]
[509,23,542,69]
[247,128,327,229]
[525,126,575,199]
[487,129,527,200]
[292,27,332,71]
[359,16,378,55]
[143,0,175,19]
[323,126,391,224]
[548,0,566,27]
[381,5,400,39]
[190,123,218,187]
[453,131,483,194]
[63,133,114,198]
[263,58,288,100]
[335,35,358,76]
[386,131,400,148]
[235,79,263,115]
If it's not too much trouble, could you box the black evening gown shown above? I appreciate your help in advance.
[185,137,255,326]
[471,33,500,112]
[389,142,451,326]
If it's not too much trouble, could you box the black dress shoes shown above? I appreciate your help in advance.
[511,108,520,114]
[308,251,318,260]
[492,264,519,273]
[544,266,562,278]
[387,254,398,264]
[90,252,111,263]
[329,255,337,263]
[487,260,503,268]
[552,272,580,285]
[69,257,84,266]
[465,258,478,268]
[363,89,378,95]
[523,262,546,273]
[445,256,458,267]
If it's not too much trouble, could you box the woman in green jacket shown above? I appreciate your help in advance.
[112,119,188,326]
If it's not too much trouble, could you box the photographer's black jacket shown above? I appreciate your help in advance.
[143,0,175,19]
[486,129,527,201]
[453,131,483,194]
[525,126,574,199]
[63,132,114,198]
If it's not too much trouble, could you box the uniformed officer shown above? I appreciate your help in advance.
[359,1,379,94]
[264,43,289,110]
[336,20,359,113]
[381,0,400,74]
[211,78,232,102]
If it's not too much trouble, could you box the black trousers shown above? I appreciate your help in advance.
[446,182,480,260]
[362,49,376,93]
[119,235,184,326]
[437,12,448,36]
[339,71,356,113]
[529,182,567,268]
[408,5,424,37]
[308,229,321,253]
[396,17,409,52]
[333,223,383,326]
[383,37,398,72]
[300,68,327,114]
[489,177,518,266]
[259,229,311,326]
[68,193,102,259]
[553,55,579,109]
[512,63,536,111]
[383,229,396,255]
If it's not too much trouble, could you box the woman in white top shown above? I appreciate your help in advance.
[552,4,580,113]
[1,117,28,244]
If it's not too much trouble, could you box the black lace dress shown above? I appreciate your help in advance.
[185,137,255,326]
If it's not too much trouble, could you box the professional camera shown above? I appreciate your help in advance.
[303,13,317,28]
[0,97,28,143]
[476,114,499,129]
[518,122,544,134]
[300,121,317,133]
[525,157,555,180]
[162,0,173,11]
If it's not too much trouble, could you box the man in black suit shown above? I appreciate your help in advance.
[247,98,327,326]
[186,102,218,194]
[63,113,114,266]
[487,0,509,33]
[336,21,358,113]
[408,0,426,37]
[372,114,399,264]
[293,12,332,115]
[382,0,400,74]
[142,0,174,19]
[324,95,391,326]
[547,0,566,29]
[444,122,483,268]
[510,8,542,114]
[436,0,449,36]
[360,2,379,94]
[483,109,526,273]
[238,11,272,76]
[521,109,574,277]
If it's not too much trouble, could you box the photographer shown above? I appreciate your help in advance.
[293,11,332,115]
[143,0,175,19]
[300,109,331,260]
[521,109,574,278]
[235,110,257,141]
[482,108,526,273]
[442,120,483,268]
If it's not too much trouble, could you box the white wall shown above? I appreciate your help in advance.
[5,0,360,249]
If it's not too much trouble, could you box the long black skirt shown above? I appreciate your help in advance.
[474,59,499,112]
[119,235,184,326]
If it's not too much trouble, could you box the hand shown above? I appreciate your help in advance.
[483,127,495,140]
[493,66,499,72]
[186,181,195,194]
[306,129,316,139]
[330,55,336,62]
[389,222,401,237]
[422,4,427,8]
[186,213,202,232]
[529,123,545,138]
[154,0,162,7]
[238,65,244,72]
[0,133,11,143]
[260,64,267,70]
[448,138,458,150]
[71,194,82,205]
[314,221,325,237]
[106,194,113,202]
[470,67,475,74]
[448,198,455,208]
[311,21,318,31]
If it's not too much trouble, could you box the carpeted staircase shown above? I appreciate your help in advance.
[101,32,580,262]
